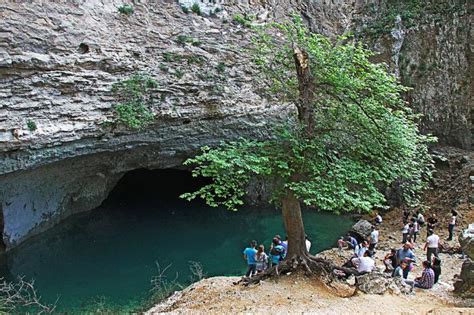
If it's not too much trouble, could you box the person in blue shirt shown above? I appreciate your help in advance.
[243,240,258,277]
[396,242,417,279]
[269,237,285,267]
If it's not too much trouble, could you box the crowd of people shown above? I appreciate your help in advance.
[242,235,312,277]
[242,209,458,289]
[339,209,456,290]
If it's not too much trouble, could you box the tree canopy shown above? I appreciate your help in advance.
[182,17,434,217]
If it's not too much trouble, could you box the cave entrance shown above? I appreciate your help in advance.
[103,168,212,211]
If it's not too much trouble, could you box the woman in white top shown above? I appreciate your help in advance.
[447,210,458,241]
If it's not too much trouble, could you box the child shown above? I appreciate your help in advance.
[337,236,345,252]
[255,245,268,273]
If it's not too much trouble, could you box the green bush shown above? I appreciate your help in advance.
[111,74,157,129]
[232,14,252,27]
[118,4,134,15]
[191,3,201,15]
[26,120,37,131]
[174,69,184,79]
[181,6,189,14]
[216,62,226,73]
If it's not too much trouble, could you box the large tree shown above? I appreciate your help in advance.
[181,17,433,277]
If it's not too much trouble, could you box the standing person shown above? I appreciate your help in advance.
[276,235,288,258]
[255,245,268,274]
[337,236,346,253]
[407,223,414,242]
[447,210,458,241]
[368,226,379,252]
[402,222,410,243]
[424,229,440,262]
[417,211,425,227]
[269,237,284,267]
[427,214,438,237]
[403,209,410,224]
[396,242,417,279]
[243,240,258,277]
[410,218,419,243]
[414,261,435,289]
[432,257,441,284]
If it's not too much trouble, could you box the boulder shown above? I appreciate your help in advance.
[350,220,373,241]
[459,225,474,260]
[356,272,411,295]
[453,259,474,298]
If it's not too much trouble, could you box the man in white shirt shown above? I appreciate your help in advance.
[424,229,439,261]
[358,241,369,257]
[357,251,375,274]
[369,226,379,252]
[402,222,410,243]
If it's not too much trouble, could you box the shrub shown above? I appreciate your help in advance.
[181,6,189,14]
[216,62,226,73]
[118,4,134,15]
[232,14,252,27]
[174,69,184,79]
[26,120,37,131]
[111,74,157,129]
[191,3,201,15]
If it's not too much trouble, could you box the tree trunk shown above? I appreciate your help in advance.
[281,189,308,259]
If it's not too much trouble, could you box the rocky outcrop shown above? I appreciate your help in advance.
[350,220,373,241]
[0,0,471,248]
[454,226,474,297]
[356,272,412,295]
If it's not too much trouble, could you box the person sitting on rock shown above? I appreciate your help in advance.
[396,242,417,279]
[413,260,435,289]
[356,250,375,274]
[375,213,383,225]
[357,241,369,257]
[383,248,398,273]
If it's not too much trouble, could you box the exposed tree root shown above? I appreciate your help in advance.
[240,254,359,286]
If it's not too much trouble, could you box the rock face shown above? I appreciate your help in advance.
[0,0,471,248]
[350,220,373,241]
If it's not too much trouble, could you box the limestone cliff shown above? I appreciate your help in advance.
[0,0,471,249]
